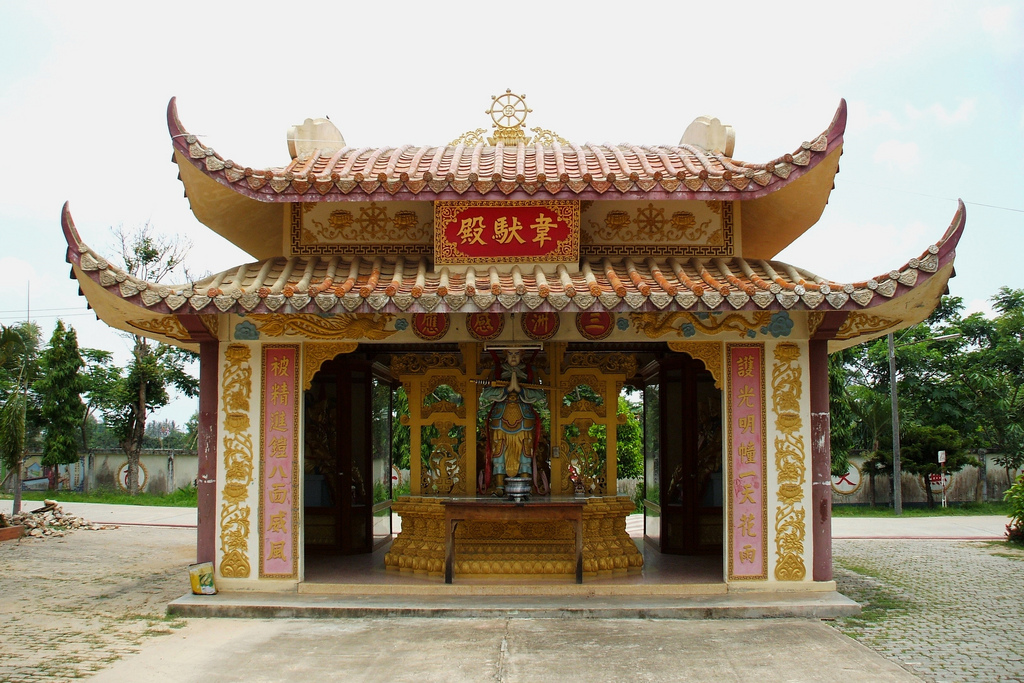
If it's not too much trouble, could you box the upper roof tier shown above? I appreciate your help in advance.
[169,98,846,261]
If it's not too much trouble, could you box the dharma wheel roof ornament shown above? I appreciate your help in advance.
[450,89,570,147]
[486,89,532,145]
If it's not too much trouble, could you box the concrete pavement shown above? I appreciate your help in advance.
[20,500,198,527]
[87,617,921,683]
[831,514,1007,539]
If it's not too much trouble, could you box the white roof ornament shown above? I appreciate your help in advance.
[681,116,735,157]
[287,117,346,159]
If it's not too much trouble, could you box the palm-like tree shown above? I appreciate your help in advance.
[1,324,32,514]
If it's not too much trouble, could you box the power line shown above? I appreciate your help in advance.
[0,312,96,321]
[0,306,88,314]
[844,180,1024,214]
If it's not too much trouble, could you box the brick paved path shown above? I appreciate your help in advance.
[0,526,194,682]
[833,539,1024,682]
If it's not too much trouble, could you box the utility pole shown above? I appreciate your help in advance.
[888,332,902,515]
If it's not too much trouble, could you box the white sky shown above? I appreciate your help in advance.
[1,1,1021,425]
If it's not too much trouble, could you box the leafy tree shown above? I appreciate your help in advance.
[899,423,974,508]
[614,394,643,480]
[36,321,86,478]
[849,384,893,506]
[953,287,1024,485]
[184,412,199,452]
[828,349,855,477]
[0,322,41,513]
[840,295,976,508]
[144,419,185,449]
[81,413,119,450]
[103,223,197,494]
[79,348,119,451]
[1005,472,1024,545]
[102,342,198,494]
[391,385,411,470]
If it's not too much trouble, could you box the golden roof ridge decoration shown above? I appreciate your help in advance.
[486,89,532,145]
[449,90,570,148]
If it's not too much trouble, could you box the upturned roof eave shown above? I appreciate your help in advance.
[59,198,963,347]
[166,97,847,206]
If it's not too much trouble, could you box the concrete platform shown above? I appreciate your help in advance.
[168,588,860,620]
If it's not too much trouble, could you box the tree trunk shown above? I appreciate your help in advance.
[12,458,22,515]
[80,407,92,452]
[868,470,876,507]
[923,474,936,509]
[125,340,148,496]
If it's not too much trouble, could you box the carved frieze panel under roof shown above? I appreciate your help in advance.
[288,198,734,259]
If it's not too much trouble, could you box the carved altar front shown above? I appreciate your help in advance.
[385,495,642,578]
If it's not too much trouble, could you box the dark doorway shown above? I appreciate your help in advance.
[304,356,394,554]
[643,355,723,555]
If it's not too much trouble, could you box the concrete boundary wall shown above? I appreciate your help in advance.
[832,452,1021,507]
[6,450,198,494]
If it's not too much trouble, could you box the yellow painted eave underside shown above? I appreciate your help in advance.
[71,262,199,352]
[740,146,842,260]
[175,149,284,260]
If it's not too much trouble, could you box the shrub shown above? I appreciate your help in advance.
[1005,472,1024,545]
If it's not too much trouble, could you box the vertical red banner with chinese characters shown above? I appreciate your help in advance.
[260,346,299,578]
[727,344,767,580]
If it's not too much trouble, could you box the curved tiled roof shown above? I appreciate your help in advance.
[168,98,847,203]
[62,201,964,318]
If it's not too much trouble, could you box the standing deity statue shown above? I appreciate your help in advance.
[478,349,549,495]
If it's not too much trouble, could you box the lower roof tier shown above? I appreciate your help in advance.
[60,200,964,352]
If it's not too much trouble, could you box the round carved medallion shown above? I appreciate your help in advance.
[521,312,559,341]
[576,312,614,340]
[467,312,505,341]
[412,313,450,341]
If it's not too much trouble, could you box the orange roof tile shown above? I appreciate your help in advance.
[62,200,964,318]
[168,98,847,203]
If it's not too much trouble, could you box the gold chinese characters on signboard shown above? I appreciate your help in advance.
[434,200,580,265]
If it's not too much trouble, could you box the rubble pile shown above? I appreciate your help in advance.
[0,500,112,538]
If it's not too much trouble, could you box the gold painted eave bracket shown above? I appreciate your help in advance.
[302,342,359,390]
[667,341,724,389]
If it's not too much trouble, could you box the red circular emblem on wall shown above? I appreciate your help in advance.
[521,312,560,341]
[412,313,450,341]
[466,312,505,341]
[575,312,614,340]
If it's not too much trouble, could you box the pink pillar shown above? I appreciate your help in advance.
[809,339,832,581]
[197,341,218,565]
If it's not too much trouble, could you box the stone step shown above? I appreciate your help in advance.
[168,589,860,620]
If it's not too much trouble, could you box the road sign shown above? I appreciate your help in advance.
[938,450,946,463]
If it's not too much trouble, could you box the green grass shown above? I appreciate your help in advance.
[833,558,913,628]
[0,486,197,508]
[832,500,1009,518]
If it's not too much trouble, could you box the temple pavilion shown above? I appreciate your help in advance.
[60,92,963,597]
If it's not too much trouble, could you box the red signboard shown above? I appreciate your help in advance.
[434,200,579,265]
